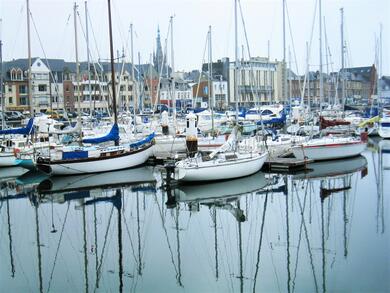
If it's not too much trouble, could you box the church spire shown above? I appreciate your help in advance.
[153,25,164,76]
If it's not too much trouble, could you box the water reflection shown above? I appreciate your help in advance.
[0,148,388,292]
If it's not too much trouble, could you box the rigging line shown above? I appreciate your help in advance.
[218,212,235,293]
[292,181,309,293]
[8,3,25,60]
[152,192,180,277]
[87,11,102,61]
[94,205,114,293]
[123,202,139,267]
[299,0,318,98]
[152,21,171,112]
[252,193,269,293]
[285,2,301,78]
[194,31,209,107]
[264,228,282,293]
[238,0,263,114]
[55,13,72,57]
[295,182,319,293]
[47,202,70,293]
[29,12,64,102]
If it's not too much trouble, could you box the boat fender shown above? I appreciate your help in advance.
[13,148,20,157]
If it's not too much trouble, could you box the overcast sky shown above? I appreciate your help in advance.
[1,0,389,76]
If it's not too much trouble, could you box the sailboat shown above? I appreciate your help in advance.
[291,135,367,161]
[174,2,267,182]
[174,125,267,182]
[378,108,390,139]
[35,2,154,175]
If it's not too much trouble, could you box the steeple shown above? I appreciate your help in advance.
[153,25,165,76]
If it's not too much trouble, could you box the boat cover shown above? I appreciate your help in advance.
[256,112,286,125]
[0,118,34,135]
[130,132,155,148]
[82,123,119,144]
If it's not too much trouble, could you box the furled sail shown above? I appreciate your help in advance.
[0,118,34,135]
[82,123,119,144]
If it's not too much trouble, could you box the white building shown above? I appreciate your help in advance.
[228,57,278,106]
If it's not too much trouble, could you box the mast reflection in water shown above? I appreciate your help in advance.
[0,148,388,292]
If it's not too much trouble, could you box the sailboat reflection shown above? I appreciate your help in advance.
[174,171,268,204]
[292,155,368,181]
[37,166,156,196]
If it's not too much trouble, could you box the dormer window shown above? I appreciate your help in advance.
[16,70,22,80]
[11,69,16,80]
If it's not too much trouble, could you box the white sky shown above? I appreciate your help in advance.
[0,0,389,76]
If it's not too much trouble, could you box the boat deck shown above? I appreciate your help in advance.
[262,157,313,173]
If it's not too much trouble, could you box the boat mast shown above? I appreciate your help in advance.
[85,1,92,118]
[73,3,82,140]
[319,0,323,115]
[27,0,33,116]
[234,0,239,120]
[170,16,176,128]
[0,19,4,130]
[208,25,215,133]
[107,0,118,136]
[130,23,136,130]
[283,0,287,107]
[340,8,345,106]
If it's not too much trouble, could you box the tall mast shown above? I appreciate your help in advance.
[74,3,82,139]
[27,0,33,115]
[282,0,287,105]
[107,0,118,144]
[130,23,136,129]
[0,19,4,130]
[85,1,92,118]
[208,26,214,133]
[267,40,271,104]
[170,16,176,124]
[340,8,345,106]
[234,0,239,120]
[319,0,323,113]
[288,46,292,104]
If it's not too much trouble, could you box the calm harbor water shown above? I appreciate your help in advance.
[0,139,389,293]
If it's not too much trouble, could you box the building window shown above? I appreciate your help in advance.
[8,86,12,93]
[128,85,133,91]
[38,85,47,92]
[11,69,16,80]
[9,97,13,104]
[20,97,28,105]
[19,85,27,94]
[17,70,22,80]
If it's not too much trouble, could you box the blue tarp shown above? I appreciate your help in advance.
[256,112,287,125]
[62,150,88,160]
[82,123,119,144]
[0,118,34,135]
[130,132,155,149]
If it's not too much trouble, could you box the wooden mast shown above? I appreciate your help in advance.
[107,0,118,142]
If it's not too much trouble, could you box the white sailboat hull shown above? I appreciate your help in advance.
[0,152,19,167]
[38,145,153,175]
[292,140,366,161]
[175,152,268,182]
[378,121,390,139]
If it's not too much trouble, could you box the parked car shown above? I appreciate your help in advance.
[4,111,24,121]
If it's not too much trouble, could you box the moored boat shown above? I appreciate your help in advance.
[292,135,367,161]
